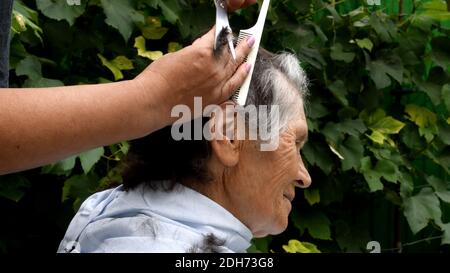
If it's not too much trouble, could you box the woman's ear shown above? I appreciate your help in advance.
[209,102,240,167]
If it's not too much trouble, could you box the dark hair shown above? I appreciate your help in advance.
[121,117,213,190]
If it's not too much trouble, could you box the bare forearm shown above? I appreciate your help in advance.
[0,24,254,175]
[0,79,163,174]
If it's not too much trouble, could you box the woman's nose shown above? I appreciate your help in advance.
[295,157,311,188]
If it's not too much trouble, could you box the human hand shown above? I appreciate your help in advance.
[226,0,257,11]
[134,26,255,128]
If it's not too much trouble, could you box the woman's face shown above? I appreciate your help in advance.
[226,105,311,237]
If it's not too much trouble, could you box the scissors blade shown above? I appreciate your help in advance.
[215,0,236,61]
[227,35,237,61]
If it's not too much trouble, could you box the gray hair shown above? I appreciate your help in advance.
[243,49,308,141]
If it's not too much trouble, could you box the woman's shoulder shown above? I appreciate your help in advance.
[78,213,226,253]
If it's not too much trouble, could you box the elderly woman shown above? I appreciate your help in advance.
[58,46,311,253]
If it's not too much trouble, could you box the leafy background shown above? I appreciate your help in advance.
[1,0,449,253]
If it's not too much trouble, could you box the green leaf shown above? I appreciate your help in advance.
[322,119,366,145]
[431,37,450,71]
[36,0,86,26]
[436,149,450,171]
[438,120,450,146]
[304,189,320,206]
[79,147,105,174]
[440,222,450,245]
[15,55,64,87]
[401,124,427,150]
[112,56,134,70]
[302,140,334,175]
[143,0,159,9]
[360,157,384,192]
[403,187,442,234]
[328,80,349,106]
[97,163,125,190]
[339,119,367,137]
[375,160,399,183]
[369,61,391,89]
[405,104,438,142]
[418,0,450,21]
[23,77,64,88]
[11,15,27,34]
[98,54,133,81]
[119,141,130,155]
[366,130,385,145]
[293,210,332,240]
[41,156,77,176]
[282,240,321,253]
[249,237,272,253]
[9,38,27,69]
[298,46,326,69]
[354,10,370,28]
[369,116,405,135]
[369,57,404,89]
[420,0,449,13]
[134,36,163,61]
[12,1,43,41]
[414,79,443,107]
[0,174,31,202]
[62,173,99,211]
[442,84,450,112]
[321,123,342,146]
[13,1,40,28]
[400,172,414,199]
[424,149,450,175]
[427,176,450,203]
[405,104,437,128]
[360,108,386,127]
[355,38,373,52]
[308,98,330,119]
[339,136,364,171]
[330,43,355,63]
[145,15,162,27]
[308,21,328,43]
[101,0,144,41]
[15,56,41,80]
[168,42,183,53]
[98,54,122,81]
[142,26,168,40]
[158,0,181,24]
[369,13,397,42]
[141,16,168,40]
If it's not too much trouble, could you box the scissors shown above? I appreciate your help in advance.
[214,0,237,60]
[214,0,271,105]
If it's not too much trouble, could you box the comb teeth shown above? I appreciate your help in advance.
[232,31,253,103]
[237,31,252,43]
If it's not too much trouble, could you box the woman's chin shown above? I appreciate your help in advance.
[253,219,289,238]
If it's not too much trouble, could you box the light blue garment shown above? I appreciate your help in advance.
[58,181,252,253]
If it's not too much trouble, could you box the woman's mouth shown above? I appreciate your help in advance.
[283,192,295,202]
